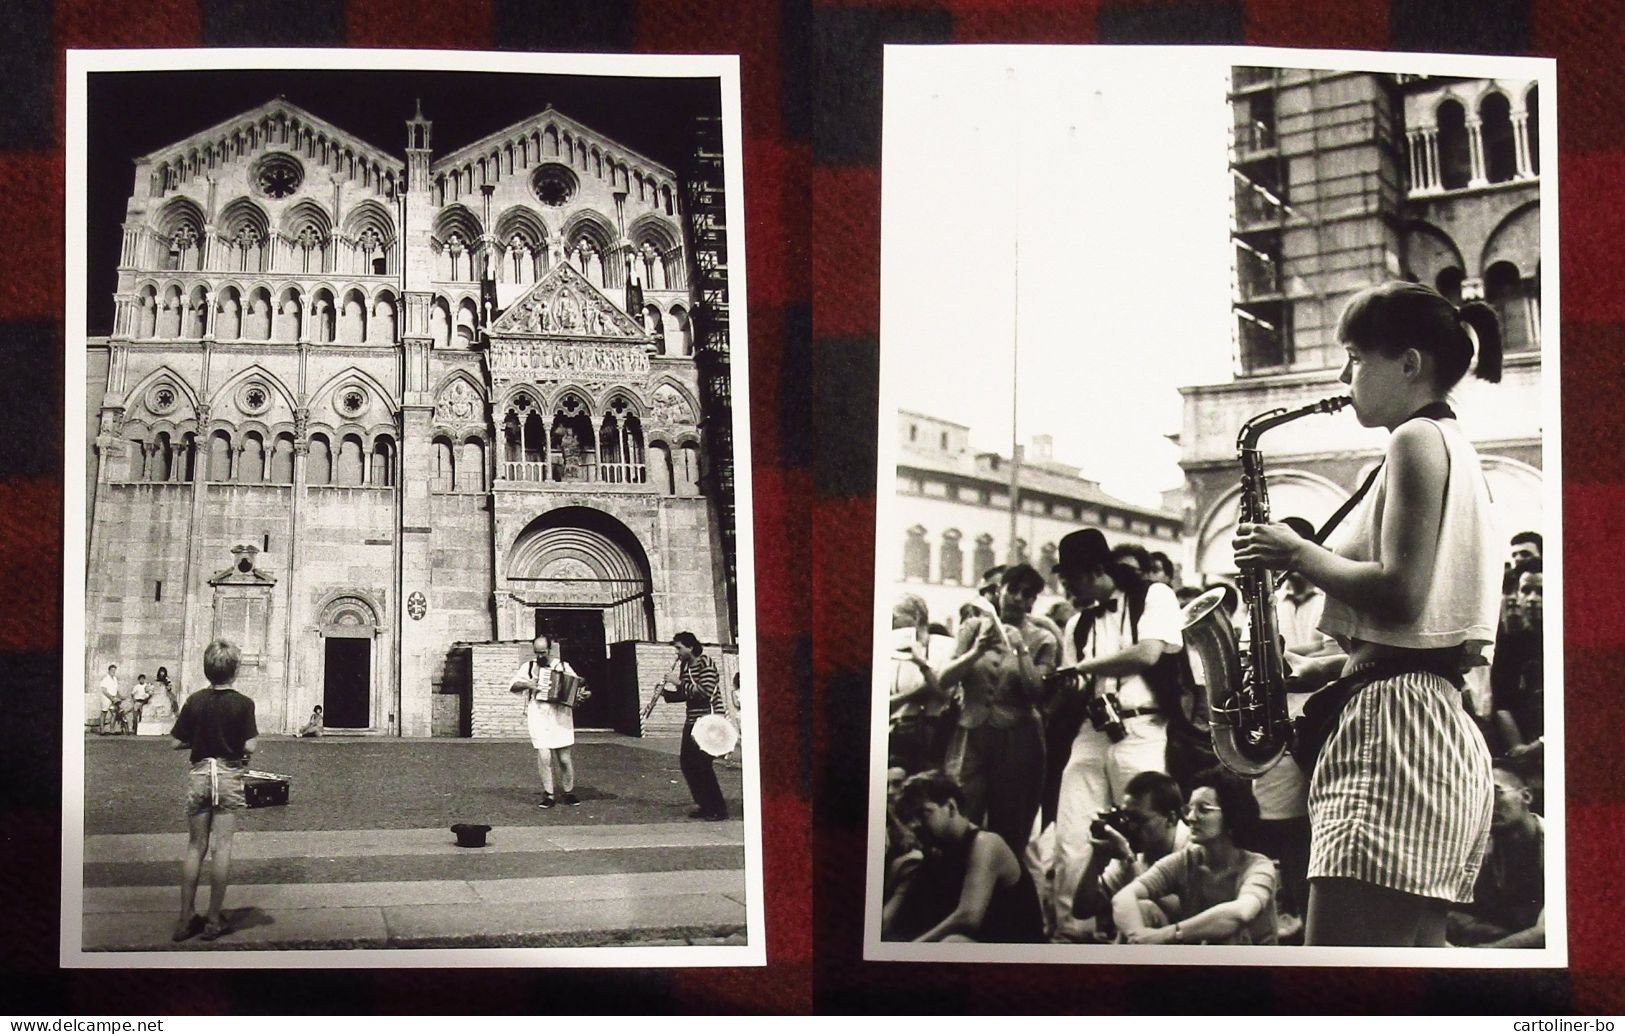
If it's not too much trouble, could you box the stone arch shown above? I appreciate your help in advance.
[123,365,200,422]
[1402,220,1465,294]
[1434,98,1471,190]
[1478,89,1517,184]
[433,204,484,282]
[1480,200,1541,278]
[207,364,297,422]
[560,210,618,288]
[274,285,304,342]
[506,506,656,643]
[218,197,271,273]
[215,285,242,339]
[153,196,206,271]
[368,289,399,344]
[428,294,452,349]
[281,199,334,273]
[338,287,368,343]
[494,206,550,284]
[309,368,399,431]
[1194,471,1351,580]
[343,199,397,276]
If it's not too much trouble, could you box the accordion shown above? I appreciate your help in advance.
[542,669,586,708]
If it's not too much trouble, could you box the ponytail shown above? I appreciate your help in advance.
[1457,299,1503,384]
[1338,280,1506,390]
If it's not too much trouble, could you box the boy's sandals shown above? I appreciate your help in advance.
[171,914,205,942]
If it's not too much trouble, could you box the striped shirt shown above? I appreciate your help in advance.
[678,654,723,719]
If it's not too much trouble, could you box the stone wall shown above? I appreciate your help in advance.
[469,640,534,738]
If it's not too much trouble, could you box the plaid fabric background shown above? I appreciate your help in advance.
[0,0,1619,1014]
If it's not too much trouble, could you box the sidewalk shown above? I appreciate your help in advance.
[83,823,747,950]
[79,735,749,951]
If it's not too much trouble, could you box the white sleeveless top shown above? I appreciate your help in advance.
[1319,417,1500,652]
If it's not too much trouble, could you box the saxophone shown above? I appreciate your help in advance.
[1183,395,1352,777]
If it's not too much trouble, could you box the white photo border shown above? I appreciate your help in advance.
[864,42,1564,968]
[61,46,764,969]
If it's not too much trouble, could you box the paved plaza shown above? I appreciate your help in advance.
[79,732,748,951]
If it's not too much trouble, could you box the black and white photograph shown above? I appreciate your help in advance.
[866,45,1561,966]
[63,48,762,966]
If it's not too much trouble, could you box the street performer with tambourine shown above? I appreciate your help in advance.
[656,631,730,821]
[510,633,589,810]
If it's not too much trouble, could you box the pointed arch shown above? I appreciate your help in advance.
[309,367,400,421]
[206,363,299,416]
[122,364,201,419]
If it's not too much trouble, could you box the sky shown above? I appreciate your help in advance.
[882,47,1237,508]
[83,67,721,336]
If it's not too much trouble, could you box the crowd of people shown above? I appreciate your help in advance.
[884,281,1546,949]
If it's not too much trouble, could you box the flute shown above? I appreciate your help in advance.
[642,657,682,720]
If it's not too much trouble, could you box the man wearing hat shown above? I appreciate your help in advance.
[1046,528,1182,940]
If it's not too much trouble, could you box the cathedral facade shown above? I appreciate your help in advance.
[83,97,734,737]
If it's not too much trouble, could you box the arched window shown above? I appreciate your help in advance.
[369,436,396,487]
[156,286,183,338]
[598,397,646,484]
[1435,266,1465,305]
[124,433,147,481]
[903,526,930,581]
[940,529,964,585]
[675,442,702,495]
[1437,100,1471,190]
[432,436,455,492]
[550,393,597,482]
[307,434,332,485]
[239,432,265,484]
[208,430,232,481]
[339,290,367,344]
[215,289,241,340]
[270,433,295,484]
[1526,87,1540,175]
[243,288,272,341]
[274,289,302,343]
[648,441,675,495]
[500,395,547,483]
[458,439,486,492]
[1480,92,1516,184]
[369,296,398,344]
[1485,261,1538,354]
[336,434,365,486]
[972,534,997,583]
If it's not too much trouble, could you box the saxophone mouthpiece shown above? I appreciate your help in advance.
[1322,396,1354,412]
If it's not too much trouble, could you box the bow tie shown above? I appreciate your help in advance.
[1085,598,1119,616]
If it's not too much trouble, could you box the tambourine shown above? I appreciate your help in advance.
[691,713,739,757]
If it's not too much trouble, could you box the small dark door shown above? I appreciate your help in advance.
[535,609,611,728]
[323,637,371,728]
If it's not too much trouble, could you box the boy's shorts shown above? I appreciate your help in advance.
[186,758,247,815]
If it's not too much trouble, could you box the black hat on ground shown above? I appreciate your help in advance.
[1054,528,1111,575]
[451,823,492,848]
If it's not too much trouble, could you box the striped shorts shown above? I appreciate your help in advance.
[1307,670,1493,903]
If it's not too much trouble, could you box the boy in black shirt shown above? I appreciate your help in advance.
[169,639,258,942]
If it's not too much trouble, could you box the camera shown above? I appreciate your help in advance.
[1087,689,1127,743]
[1090,807,1140,852]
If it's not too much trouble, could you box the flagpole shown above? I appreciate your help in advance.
[1007,69,1022,567]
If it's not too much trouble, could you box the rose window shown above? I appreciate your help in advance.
[530,164,578,207]
[253,153,305,199]
[339,388,367,416]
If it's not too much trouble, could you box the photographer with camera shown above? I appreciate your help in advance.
[1112,766,1279,945]
[1066,770,1189,941]
[1041,529,1184,942]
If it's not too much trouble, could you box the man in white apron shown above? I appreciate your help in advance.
[510,634,588,809]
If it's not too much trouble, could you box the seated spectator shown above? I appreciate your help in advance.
[1111,766,1278,945]
[1447,760,1545,948]
[883,770,1045,943]
[298,705,325,738]
[1065,770,1189,942]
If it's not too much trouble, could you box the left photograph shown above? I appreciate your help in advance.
[64,49,760,965]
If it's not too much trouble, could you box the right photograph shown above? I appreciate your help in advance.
[866,45,1561,965]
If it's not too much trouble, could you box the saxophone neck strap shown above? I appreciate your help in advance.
[1311,401,1455,545]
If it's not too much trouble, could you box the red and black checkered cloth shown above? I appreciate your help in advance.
[2,0,1622,1014]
